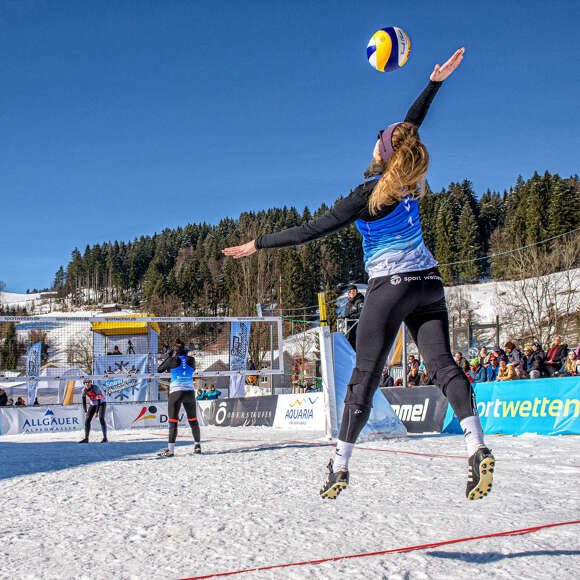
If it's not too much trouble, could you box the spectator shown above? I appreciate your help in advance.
[196,388,207,400]
[15,396,26,406]
[205,384,221,400]
[407,355,420,373]
[342,285,365,351]
[419,371,432,385]
[560,351,579,377]
[544,336,568,377]
[492,346,507,359]
[522,345,543,379]
[7,398,14,406]
[112,345,122,355]
[504,342,523,375]
[407,366,421,386]
[127,340,135,355]
[0,388,7,406]
[33,397,40,406]
[454,351,469,372]
[486,357,499,382]
[468,358,487,383]
[478,347,491,365]
[496,358,517,381]
[394,377,403,387]
[531,341,546,372]
[378,367,394,388]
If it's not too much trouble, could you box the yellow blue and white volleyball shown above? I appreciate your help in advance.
[367,27,411,72]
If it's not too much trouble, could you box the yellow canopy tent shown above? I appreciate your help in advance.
[91,313,160,336]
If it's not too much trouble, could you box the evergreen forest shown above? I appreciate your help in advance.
[52,171,579,318]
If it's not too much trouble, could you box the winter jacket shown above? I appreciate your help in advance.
[545,344,568,369]
[507,349,523,369]
[497,364,517,381]
[486,365,499,382]
[472,366,487,383]
[524,353,544,374]
[204,389,221,400]
[378,373,394,388]
[343,293,365,320]
[0,389,7,406]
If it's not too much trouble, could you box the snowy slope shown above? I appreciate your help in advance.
[0,427,578,579]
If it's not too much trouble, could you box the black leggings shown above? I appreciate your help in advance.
[85,403,107,437]
[168,390,200,444]
[339,268,476,443]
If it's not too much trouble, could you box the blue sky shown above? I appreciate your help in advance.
[1,0,578,292]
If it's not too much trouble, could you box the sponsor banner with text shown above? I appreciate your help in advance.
[111,402,207,430]
[381,386,449,433]
[207,396,278,427]
[273,394,326,430]
[443,376,580,435]
[0,406,84,435]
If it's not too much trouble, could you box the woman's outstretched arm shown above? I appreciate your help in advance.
[222,186,368,259]
[404,47,465,127]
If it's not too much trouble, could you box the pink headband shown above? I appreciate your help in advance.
[378,122,403,163]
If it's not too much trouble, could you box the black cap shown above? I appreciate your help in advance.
[346,284,357,292]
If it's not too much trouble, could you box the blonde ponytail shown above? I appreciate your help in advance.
[368,122,429,214]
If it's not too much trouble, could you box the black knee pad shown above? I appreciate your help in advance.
[344,368,379,412]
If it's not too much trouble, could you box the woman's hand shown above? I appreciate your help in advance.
[222,240,257,259]
[430,47,465,82]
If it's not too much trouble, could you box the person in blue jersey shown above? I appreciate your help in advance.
[223,48,495,502]
[79,379,108,443]
[157,341,201,457]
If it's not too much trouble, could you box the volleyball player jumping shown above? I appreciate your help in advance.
[223,48,494,501]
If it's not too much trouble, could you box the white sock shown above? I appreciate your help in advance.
[333,440,354,470]
[460,416,485,457]
[168,442,175,454]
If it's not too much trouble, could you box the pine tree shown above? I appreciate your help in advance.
[455,204,481,281]
[435,198,457,284]
[547,178,580,236]
[1,323,19,370]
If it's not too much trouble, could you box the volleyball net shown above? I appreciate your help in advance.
[0,315,285,403]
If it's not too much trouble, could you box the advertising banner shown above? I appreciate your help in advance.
[442,376,580,436]
[273,394,326,431]
[0,406,84,435]
[332,333,406,441]
[111,402,206,430]
[94,355,149,402]
[26,341,42,406]
[206,396,278,427]
[229,321,251,371]
[381,386,449,433]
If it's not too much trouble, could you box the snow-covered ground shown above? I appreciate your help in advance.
[1,427,578,579]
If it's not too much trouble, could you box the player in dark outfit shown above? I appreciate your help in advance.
[157,343,201,457]
[79,380,108,443]
[223,48,495,502]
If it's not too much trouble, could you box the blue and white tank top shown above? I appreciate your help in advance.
[355,194,437,279]
[170,355,195,393]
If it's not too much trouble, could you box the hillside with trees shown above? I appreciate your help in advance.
[52,171,579,317]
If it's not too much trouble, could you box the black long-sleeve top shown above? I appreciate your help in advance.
[254,80,442,251]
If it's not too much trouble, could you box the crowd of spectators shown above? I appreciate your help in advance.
[0,393,40,407]
[383,336,579,388]
[454,336,579,384]
[196,385,221,400]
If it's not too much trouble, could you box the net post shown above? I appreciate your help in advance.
[319,325,338,440]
